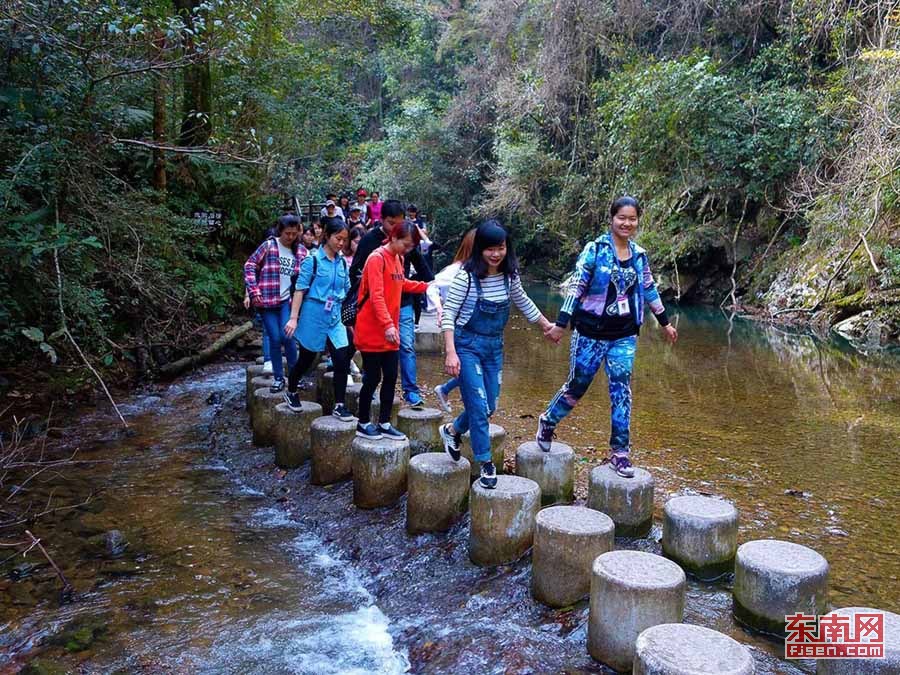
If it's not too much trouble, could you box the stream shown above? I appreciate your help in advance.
[1,290,898,673]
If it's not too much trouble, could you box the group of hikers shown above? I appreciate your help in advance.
[244,191,677,490]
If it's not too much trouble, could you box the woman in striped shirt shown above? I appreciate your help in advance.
[438,221,554,489]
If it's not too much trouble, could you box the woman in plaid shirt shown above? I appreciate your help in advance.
[244,214,308,391]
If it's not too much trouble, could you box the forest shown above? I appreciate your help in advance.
[1,0,898,387]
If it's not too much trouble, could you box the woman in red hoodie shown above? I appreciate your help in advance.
[354,220,428,439]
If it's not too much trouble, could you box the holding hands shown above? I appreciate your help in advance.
[539,316,563,344]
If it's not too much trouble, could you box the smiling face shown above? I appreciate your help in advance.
[389,234,416,256]
[301,229,316,248]
[482,242,507,272]
[610,205,639,240]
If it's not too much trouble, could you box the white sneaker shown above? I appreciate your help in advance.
[262,360,273,375]
[433,384,451,413]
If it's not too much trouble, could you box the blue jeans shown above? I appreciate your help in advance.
[451,331,503,463]
[260,301,297,380]
[399,303,421,403]
[440,377,459,393]
[544,333,636,453]
[253,312,271,361]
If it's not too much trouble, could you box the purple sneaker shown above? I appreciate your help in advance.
[535,415,555,452]
[609,453,635,478]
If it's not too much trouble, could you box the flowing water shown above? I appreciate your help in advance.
[1,286,898,673]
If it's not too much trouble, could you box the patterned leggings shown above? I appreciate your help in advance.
[543,333,637,453]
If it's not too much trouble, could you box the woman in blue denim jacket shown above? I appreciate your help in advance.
[283,218,354,422]
[438,221,554,488]
[537,196,677,477]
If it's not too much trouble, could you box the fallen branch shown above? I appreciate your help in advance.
[158,321,253,377]
[860,233,880,273]
[25,530,73,596]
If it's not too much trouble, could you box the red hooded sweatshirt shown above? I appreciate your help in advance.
[354,246,428,352]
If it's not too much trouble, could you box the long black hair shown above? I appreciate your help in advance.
[463,220,519,278]
[610,195,642,218]
[321,216,349,246]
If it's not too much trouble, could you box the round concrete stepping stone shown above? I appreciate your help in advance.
[245,365,266,409]
[634,623,754,675]
[587,463,654,537]
[251,387,283,447]
[515,441,575,505]
[406,453,471,534]
[468,475,541,566]
[310,415,357,485]
[351,435,410,509]
[733,539,829,636]
[662,495,738,580]
[345,385,400,426]
[273,401,321,468]
[319,371,335,415]
[532,506,614,608]
[588,550,686,671]
[818,607,900,674]
[248,375,274,417]
[397,408,444,455]
[460,423,506,478]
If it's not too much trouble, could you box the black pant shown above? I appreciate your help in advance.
[287,338,351,404]
[358,350,399,425]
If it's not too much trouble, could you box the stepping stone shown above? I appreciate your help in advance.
[273,401,321,468]
[587,463,654,537]
[315,361,329,392]
[345,385,400,426]
[397,408,444,455]
[588,550,686,672]
[460,423,506,478]
[634,623,754,675]
[245,365,266,409]
[662,495,738,580]
[319,372,335,414]
[351,435,410,509]
[818,607,900,674]
[468,475,541,567]
[515,441,575,505]
[733,539,829,636]
[406,453,471,534]
[247,375,273,416]
[532,506,614,608]
[251,387,282,447]
[310,415,356,485]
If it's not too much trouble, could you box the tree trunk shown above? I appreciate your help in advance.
[174,0,212,146]
[152,33,167,191]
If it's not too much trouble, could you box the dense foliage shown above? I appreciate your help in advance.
[1,0,898,381]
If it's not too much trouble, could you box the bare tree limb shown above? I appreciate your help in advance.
[25,530,73,595]
[53,205,128,428]
[108,136,268,165]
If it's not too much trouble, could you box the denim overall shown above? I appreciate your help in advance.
[451,275,510,463]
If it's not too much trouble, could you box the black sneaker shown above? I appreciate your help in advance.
[332,403,354,422]
[283,391,303,411]
[378,423,407,440]
[439,423,462,462]
[535,414,555,452]
[270,378,286,393]
[479,461,497,489]
[356,422,382,439]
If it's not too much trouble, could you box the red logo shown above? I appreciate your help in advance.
[785,611,885,659]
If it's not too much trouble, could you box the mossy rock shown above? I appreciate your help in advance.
[21,658,68,675]
[50,618,108,653]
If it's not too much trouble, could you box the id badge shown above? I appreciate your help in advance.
[323,297,334,311]
[616,295,630,316]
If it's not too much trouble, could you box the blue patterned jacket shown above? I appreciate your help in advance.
[556,232,668,328]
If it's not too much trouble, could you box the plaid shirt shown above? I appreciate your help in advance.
[244,238,305,308]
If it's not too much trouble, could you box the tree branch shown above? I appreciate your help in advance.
[108,136,267,165]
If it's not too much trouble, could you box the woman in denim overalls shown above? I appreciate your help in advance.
[439,222,554,488]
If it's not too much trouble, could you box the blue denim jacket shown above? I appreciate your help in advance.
[557,233,666,327]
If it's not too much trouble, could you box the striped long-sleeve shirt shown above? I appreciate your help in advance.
[440,269,542,332]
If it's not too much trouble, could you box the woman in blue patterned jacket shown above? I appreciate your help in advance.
[536,196,677,477]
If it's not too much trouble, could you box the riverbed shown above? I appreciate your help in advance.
[1,296,898,673]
